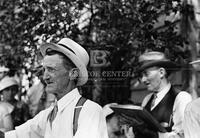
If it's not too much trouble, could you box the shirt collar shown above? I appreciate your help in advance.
[57,88,81,112]
[156,83,171,99]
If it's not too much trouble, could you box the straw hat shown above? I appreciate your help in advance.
[138,51,180,73]
[189,59,200,70]
[189,59,200,65]
[40,38,89,86]
[0,77,18,91]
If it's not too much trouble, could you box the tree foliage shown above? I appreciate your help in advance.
[0,0,86,73]
[0,0,189,104]
[84,0,189,104]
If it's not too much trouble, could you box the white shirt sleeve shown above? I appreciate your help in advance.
[184,98,200,138]
[5,130,17,138]
[5,108,50,138]
[158,91,192,138]
[74,100,108,138]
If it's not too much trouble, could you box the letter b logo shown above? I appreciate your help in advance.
[90,50,110,67]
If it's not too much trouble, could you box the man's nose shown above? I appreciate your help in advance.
[43,70,50,81]
[141,75,147,83]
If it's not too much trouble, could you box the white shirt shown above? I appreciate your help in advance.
[5,88,108,138]
[0,102,14,129]
[184,98,200,138]
[142,84,192,138]
[151,83,171,110]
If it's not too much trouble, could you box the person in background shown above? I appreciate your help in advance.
[1,38,108,138]
[0,77,30,128]
[35,92,56,116]
[0,101,13,132]
[26,66,56,117]
[183,59,200,138]
[103,103,134,138]
[26,78,45,117]
[122,51,192,138]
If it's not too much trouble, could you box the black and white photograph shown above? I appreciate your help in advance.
[0,0,199,138]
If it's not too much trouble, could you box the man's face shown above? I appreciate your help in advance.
[1,88,12,102]
[43,54,70,96]
[107,115,126,138]
[140,67,162,92]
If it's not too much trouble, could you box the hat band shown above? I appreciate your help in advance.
[58,43,76,55]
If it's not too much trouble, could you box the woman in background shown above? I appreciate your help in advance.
[0,101,13,132]
[0,77,30,128]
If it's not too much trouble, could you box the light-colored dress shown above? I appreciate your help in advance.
[0,102,14,130]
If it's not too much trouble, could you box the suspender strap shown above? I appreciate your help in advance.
[73,97,87,136]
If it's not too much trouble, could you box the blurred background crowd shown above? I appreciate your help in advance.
[0,0,200,138]
[0,65,56,132]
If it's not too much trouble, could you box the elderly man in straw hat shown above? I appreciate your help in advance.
[183,59,200,138]
[0,38,108,138]
[128,51,192,138]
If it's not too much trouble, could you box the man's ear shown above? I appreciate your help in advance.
[69,68,79,80]
[159,67,166,79]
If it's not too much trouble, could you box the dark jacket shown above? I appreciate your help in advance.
[135,86,180,138]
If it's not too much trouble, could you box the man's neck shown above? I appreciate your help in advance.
[156,79,170,93]
[158,82,170,92]
[56,83,76,100]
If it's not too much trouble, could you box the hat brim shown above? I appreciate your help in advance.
[0,77,18,91]
[138,60,181,73]
[189,59,200,64]
[40,43,88,86]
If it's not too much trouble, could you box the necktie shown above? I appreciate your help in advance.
[151,93,157,109]
[47,99,58,128]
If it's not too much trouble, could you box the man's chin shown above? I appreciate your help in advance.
[146,87,153,91]
[45,87,55,94]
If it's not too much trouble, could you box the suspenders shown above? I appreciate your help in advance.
[73,97,87,136]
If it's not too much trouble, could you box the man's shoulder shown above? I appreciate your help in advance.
[83,99,102,110]
[0,102,14,115]
[176,90,192,99]
[170,85,191,99]
[185,98,200,113]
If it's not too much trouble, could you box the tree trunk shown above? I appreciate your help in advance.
[181,0,200,99]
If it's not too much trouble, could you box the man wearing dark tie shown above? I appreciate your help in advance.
[136,51,192,138]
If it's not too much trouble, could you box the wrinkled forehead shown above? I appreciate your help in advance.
[42,55,63,67]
